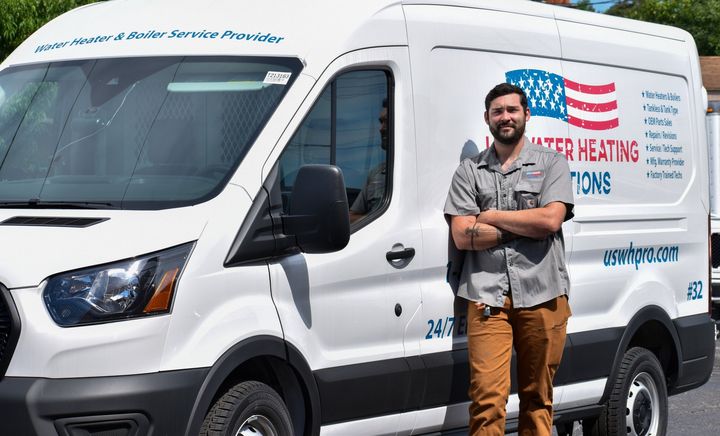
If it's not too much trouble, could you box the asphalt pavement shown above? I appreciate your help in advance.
[507,338,720,436]
[666,339,720,435]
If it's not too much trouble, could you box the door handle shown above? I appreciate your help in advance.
[386,247,415,262]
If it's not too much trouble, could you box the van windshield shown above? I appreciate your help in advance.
[0,56,301,209]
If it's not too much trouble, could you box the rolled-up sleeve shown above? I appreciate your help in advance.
[444,160,480,217]
[539,154,574,221]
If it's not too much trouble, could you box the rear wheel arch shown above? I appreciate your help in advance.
[184,336,320,436]
[584,347,669,436]
[599,305,680,404]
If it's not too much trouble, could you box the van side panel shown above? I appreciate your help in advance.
[405,3,713,432]
[556,20,710,332]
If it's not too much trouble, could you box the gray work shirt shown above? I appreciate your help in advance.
[444,139,574,308]
[350,162,386,214]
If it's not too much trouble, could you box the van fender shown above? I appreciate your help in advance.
[598,305,682,404]
[183,335,321,436]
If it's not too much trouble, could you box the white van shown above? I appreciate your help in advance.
[0,1,714,435]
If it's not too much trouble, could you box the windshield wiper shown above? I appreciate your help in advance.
[0,199,119,209]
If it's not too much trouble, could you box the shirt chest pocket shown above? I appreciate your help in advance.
[476,188,497,211]
[514,180,542,210]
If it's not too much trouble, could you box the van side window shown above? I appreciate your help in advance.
[279,70,391,227]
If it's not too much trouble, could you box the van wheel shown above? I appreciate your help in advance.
[583,347,667,436]
[200,380,293,436]
[555,421,575,435]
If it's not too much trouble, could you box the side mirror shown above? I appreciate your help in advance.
[284,164,350,253]
[224,164,350,267]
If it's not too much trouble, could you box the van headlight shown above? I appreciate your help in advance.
[43,243,194,327]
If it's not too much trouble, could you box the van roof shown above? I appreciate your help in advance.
[1,0,692,74]
[402,0,690,41]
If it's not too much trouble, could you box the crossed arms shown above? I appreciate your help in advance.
[450,202,567,251]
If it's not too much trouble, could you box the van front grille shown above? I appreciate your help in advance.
[0,286,20,378]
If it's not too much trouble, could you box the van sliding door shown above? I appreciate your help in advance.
[404,2,569,431]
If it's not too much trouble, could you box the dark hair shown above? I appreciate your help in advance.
[484,83,528,112]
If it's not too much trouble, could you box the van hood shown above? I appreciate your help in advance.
[0,207,209,289]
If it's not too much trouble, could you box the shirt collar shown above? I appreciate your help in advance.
[516,137,538,166]
[477,136,537,172]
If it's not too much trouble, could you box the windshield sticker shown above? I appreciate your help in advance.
[263,71,291,85]
[34,29,285,54]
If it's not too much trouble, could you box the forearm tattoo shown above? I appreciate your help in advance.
[463,224,517,250]
[464,224,481,250]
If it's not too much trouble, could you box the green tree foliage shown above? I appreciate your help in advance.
[606,0,720,55]
[574,0,597,11]
[0,0,97,61]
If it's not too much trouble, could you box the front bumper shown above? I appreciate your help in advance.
[0,368,208,436]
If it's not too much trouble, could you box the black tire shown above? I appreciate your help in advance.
[200,380,293,436]
[583,417,600,436]
[555,421,575,436]
[583,347,668,436]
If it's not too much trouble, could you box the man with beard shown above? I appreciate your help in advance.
[444,83,574,436]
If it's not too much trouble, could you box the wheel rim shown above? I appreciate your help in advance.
[626,372,660,436]
[235,415,278,436]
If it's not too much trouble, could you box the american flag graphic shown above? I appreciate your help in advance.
[505,69,619,131]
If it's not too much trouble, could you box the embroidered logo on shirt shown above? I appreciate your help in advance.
[525,170,544,180]
[521,195,538,209]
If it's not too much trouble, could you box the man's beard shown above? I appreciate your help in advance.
[490,120,525,146]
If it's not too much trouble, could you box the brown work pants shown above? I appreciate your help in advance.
[467,295,570,436]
